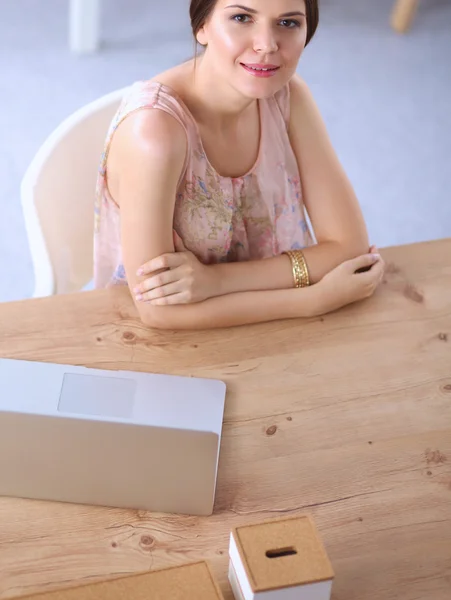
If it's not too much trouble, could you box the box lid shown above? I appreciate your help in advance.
[16,561,224,600]
[232,515,334,592]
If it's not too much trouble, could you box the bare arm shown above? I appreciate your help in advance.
[110,109,319,329]
[287,75,370,270]
[140,288,318,330]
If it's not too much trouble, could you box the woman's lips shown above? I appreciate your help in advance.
[240,63,281,78]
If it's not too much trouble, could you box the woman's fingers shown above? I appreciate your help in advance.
[377,257,386,285]
[151,292,189,306]
[136,281,183,302]
[137,252,185,276]
[347,252,381,274]
[359,257,385,285]
[134,267,182,295]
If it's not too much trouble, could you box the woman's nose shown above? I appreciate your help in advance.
[253,27,279,54]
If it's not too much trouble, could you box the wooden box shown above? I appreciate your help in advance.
[229,515,334,600]
[15,561,224,600]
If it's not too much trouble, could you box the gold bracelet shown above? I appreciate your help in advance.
[284,250,310,288]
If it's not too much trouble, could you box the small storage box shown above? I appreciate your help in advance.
[229,515,334,600]
[15,561,224,600]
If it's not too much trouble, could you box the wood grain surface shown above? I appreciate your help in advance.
[0,239,450,600]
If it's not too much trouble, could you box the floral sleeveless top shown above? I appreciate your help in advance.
[94,80,313,288]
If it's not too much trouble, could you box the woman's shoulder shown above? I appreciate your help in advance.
[269,75,317,129]
[115,61,195,119]
[288,74,312,103]
[287,75,323,129]
[114,62,196,145]
[147,60,195,96]
[287,75,322,119]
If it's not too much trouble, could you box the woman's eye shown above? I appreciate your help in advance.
[279,19,301,28]
[232,14,251,24]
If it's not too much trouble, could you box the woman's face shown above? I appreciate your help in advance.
[197,0,308,98]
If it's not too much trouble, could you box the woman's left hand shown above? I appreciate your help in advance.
[134,232,219,305]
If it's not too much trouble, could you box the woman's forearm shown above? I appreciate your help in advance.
[210,240,367,296]
[139,285,320,330]
[211,254,294,296]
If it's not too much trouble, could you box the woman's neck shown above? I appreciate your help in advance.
[187,54,256,131]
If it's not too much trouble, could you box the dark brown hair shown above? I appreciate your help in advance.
[190,0,319,47]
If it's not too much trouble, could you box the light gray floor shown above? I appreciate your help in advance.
[1,0,450,303]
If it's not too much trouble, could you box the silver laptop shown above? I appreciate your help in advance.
[0,358,226,516]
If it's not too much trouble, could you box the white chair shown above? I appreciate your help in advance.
[21,87,129,297]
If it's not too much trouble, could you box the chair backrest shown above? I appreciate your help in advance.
[21,87,130,297]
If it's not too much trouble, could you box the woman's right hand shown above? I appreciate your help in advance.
[312,247,385,316]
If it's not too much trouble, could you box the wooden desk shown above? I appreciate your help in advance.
[1,240,450,600]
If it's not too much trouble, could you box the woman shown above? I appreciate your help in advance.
[94,0,385,330]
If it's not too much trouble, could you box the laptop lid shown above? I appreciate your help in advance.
[0,358,226,516]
